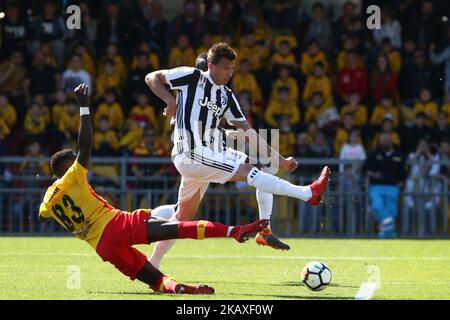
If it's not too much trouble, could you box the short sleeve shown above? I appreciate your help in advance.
[162,67,197,90]
[61,159,88,185]
[223,91,246,125]
[39,202,52,218]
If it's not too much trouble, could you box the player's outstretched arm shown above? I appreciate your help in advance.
[230,120,298,173]
[145,71,176,117]
[74,83,92,169]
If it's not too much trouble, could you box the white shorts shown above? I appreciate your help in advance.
[173,147,248,203]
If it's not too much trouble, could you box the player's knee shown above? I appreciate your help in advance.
[234,164,254,181]
[175,205,196,221]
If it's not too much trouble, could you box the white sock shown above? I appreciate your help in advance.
[151,204,176,220]
[148,214,179,269]
[256,189,272,223]
[247,168,312,201]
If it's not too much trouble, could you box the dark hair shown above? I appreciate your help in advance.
[50,149,77,177]
[195,52,208,71]
[207,42,236,65]
[312,2,325,11]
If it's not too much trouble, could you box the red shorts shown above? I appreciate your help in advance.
[96,209,151,280]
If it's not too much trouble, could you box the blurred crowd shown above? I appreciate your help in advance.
[1,0,450,235]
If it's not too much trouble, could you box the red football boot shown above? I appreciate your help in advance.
[231,219,269,243]
[307,166,331,206]
[151,275,215,295]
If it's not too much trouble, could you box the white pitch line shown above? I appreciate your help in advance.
[0,253,449,261]
[355,282,378,300]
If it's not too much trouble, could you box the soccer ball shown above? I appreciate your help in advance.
[301,261,332,291]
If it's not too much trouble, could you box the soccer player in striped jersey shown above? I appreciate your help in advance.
[38,83,269,294]
[145,43,330,268]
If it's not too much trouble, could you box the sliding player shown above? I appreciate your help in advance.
[39,83,268,294]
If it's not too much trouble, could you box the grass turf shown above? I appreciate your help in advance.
[0,237,449,300]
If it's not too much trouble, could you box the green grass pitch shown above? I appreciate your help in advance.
[1,237,449,300]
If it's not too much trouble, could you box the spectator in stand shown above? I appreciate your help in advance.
[410,0,441,49]
[380,37,402,75]
[339,130,366,173]
[237,90,260,129]
[97,0,133,55]
[238,32,270,75]
[93,116,120,157]
[0,1,31,58]
[332,1,359,50]
[364,133,406,239]
[129,93,159,134]
[304,91,339,134]
[339,92,368,128]
[99,43,127,85]
[96,59,122,98]
[24,50,58,104]
[0,50,27,113]
[31,0,65,67]
[300,39,329,76]
[146,0,169,53]
[203,0,240,35]
[371,116,401,151]
[232,59,263,110]
[334,113,361,156]
[431,112,450,150]
[429,26,450,94]
[64,1,98,55]
[62,54,92,96]
[310,131,332,158]
[0,94,17,132]
[293,132,313,159]
[403,139,436,232]
[336,49,368,103]
[23,102,49,144]
[336,35,363,71]
[400,48,440,100]
[57,98,80,143]
[370,54,397,104]
[277,116,296,157]
[266,0,295,31]
[73,44,96,81]
[370,95,400,129]
[127,52,155,101]
[269,39,297,77]
[270,66,299,106]
[94,88,124,132]
[168,34,196,68]
[373,6,402,50]
[169,0,203,47]
[302,62,333,106]
[400,112,432,155]
[131,41,160,71]
[429,139,450,187]
[306,2,332,53]
[413,88,438,126]
[52,91,69,128]
[197,33,213,57]
[265,87,300,129]
[442,91,450,120]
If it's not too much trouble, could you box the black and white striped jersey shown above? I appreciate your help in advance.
[162,66,246,156]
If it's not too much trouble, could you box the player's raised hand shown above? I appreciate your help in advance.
[74,83,90,107]
[280,156,298,172]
